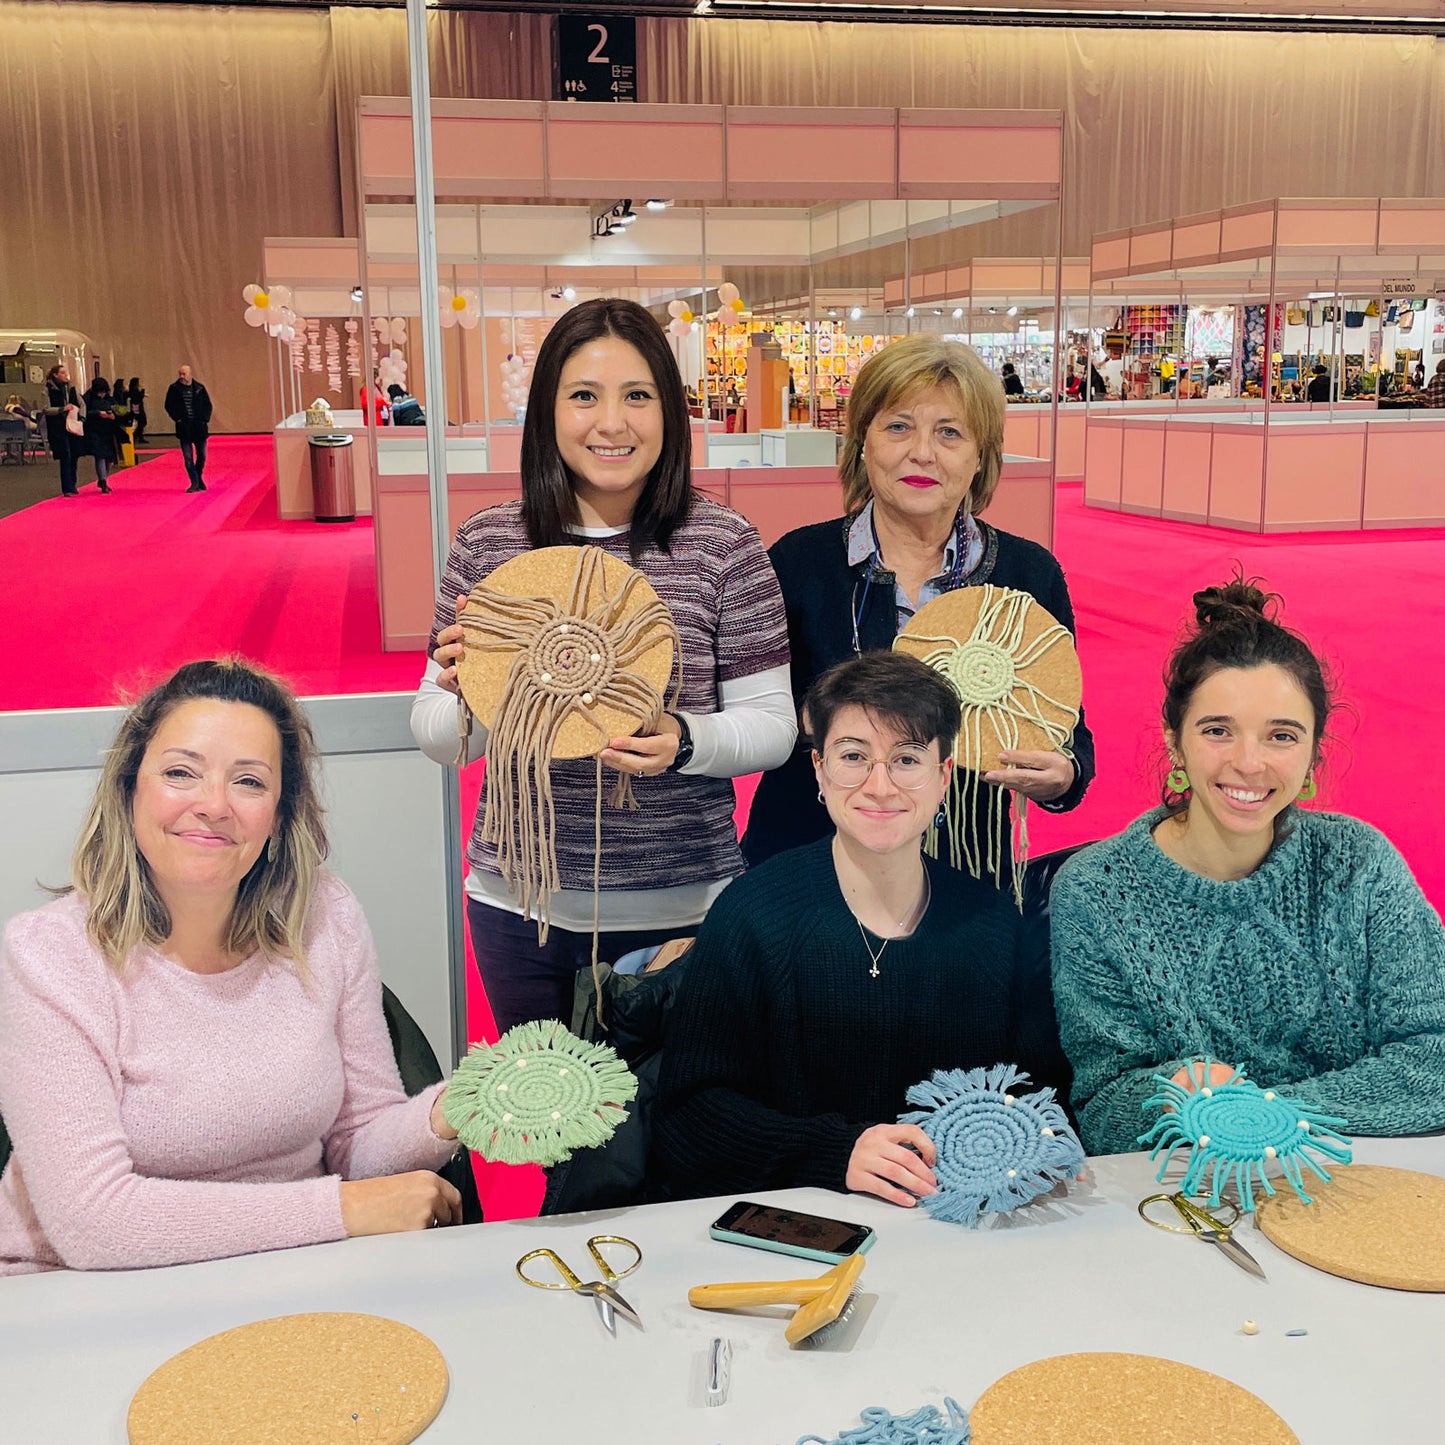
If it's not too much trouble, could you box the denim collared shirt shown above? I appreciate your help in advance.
[846,499,985,627]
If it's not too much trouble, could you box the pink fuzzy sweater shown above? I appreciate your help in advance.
[0,875,457,1274]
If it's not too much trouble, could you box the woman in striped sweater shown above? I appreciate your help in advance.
[411,298,796,1034]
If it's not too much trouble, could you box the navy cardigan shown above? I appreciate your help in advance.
[741,515,1095,868]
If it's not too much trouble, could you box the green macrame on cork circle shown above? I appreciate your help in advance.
[443,1020,638,1168]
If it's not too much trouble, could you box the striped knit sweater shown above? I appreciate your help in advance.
[1050,808,1445,1156]
[429,497,790,894]
[650,838,1071,1199]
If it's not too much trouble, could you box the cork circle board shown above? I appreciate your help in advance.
[968,1352,1299,1445]
[1255,1164,1445,1291]
[457,545,675,760]
[894,586,1081,774]
[127,1312,447,1445]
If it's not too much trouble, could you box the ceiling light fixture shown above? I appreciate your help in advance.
[952,307,964,318]
[562,286,577,301]
[905,306,915,318]
[850,306,863,320]
[1007,305,1019,316]
[694,0,713,13]
[645,199,671,211]
[350,286,364,303]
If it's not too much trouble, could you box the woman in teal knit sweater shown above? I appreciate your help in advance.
[1051,578,1445,1157]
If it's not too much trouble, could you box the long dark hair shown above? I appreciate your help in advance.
[1161,573,1334,817]
[520,297,692,560]
[88,377,111,400]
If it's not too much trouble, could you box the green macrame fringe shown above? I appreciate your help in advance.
[442,1019,639,1168]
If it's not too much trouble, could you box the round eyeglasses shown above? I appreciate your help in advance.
[819,742,942,791]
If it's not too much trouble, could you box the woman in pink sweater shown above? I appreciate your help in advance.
[0,660,465,1274]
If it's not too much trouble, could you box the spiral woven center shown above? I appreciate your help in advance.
[1182,1092,1304,1155]
[945,639,1017,706]
[525,619,615,699]
[485,1050,604,1129]
[932,1098,1042,1184]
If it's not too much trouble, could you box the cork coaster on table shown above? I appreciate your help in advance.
[1255,1164,1445,1292]
[458,545,675,759]
[127,1312,447,1445]
[894,585,1081,774]
[968,1352,1299,1445]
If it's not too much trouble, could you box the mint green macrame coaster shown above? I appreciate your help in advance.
[442,1020,638,1167]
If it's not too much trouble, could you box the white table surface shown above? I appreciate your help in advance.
[2,1137,1439,1444]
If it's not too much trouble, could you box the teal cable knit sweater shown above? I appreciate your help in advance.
[1050,808,1445,1156]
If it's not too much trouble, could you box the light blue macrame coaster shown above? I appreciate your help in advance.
[1138,1060,1353,1210]
[899,1063,1086,1227]
[797,1398,971,1445]
[442,1019,637,1168]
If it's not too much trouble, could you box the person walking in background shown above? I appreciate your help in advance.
[1000,361,1026,398]
[43,363,82,498]
[81,377,120,494]
[165,364,213,492]
[127,377,147,446]
[1306,364,1332,403]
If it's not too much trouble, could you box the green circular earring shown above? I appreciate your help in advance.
[1166,766,1191,795]
[1298,775,1317,802]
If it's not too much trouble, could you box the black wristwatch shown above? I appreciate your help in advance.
[667,712,694,772]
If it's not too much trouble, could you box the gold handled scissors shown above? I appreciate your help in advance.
[516,1234,644,1335]
[1139,1191,1267,1281]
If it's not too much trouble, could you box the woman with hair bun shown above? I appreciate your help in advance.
[1050,577,1445,1157]
[0,660,466,1274]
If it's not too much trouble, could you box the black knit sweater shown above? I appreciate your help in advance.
[741,515,1096,868]
[650,839,1071,1201]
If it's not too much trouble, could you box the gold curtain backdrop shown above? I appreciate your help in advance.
[3,1,1443,431]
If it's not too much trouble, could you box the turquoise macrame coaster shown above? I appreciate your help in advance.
[1139,1060,1353,1211]
[797,1398,971,1445]
[899,1063,1085,1227]
[442,1020,637,1167]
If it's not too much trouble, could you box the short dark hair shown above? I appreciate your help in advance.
[1001,362,1016,375]
[387,384,405,400]
[1161,572,1334,811]
[90,378,111,397]
[520,297,693,561]
[804,652,961,757]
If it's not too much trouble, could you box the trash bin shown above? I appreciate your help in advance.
[308,433,355,522]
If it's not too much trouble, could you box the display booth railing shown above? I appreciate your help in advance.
[334,98,1065,647]
[1083,198,1445,532]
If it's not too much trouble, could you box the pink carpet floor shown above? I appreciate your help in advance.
[3,445,1442,1220]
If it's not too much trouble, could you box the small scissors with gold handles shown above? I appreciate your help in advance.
[1138,1191,1267,1280]
[516,1235,644,1335]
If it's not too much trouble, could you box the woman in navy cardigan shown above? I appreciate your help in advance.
[742,333,1095,877]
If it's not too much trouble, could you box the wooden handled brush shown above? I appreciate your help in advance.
[688,1253,866,1346]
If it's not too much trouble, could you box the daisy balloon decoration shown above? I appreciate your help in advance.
[440,286,481,330]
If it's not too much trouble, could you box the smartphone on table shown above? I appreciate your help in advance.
[709,1200,877,1266]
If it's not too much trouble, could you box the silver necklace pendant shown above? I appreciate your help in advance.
[857,921,888,979]
[853,870,931,981]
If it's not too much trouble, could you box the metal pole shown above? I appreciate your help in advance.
[808,264,818,431]
[700,206,710,463]
[405,0,467,1068]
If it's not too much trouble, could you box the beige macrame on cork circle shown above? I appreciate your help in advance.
[456,546,680,999]
[894,583,1081,902]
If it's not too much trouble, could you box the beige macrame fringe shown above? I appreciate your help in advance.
[455,547,680,1023]
[912,585,1079,908]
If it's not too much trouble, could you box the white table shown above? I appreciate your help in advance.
[2,1137,1440,1443]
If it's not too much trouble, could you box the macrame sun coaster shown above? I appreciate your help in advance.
[443,1019,638,1168]
[456,544,679,962]
[898,1063,1085,1227]
[1139,1059,1353,1211]
[894,585,1081,902]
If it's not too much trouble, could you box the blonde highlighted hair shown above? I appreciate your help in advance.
[838,334,1006,517]
[67,659,328,973]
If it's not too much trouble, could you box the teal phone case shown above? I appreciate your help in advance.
[708,1223,876,1266]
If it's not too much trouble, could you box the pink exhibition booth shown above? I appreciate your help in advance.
[264,98,1068,649]
[1083,198,1445,533]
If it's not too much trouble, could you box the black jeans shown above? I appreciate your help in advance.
[52,433,79,495]
[466,895,681,1036]
[179,434,208,487]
